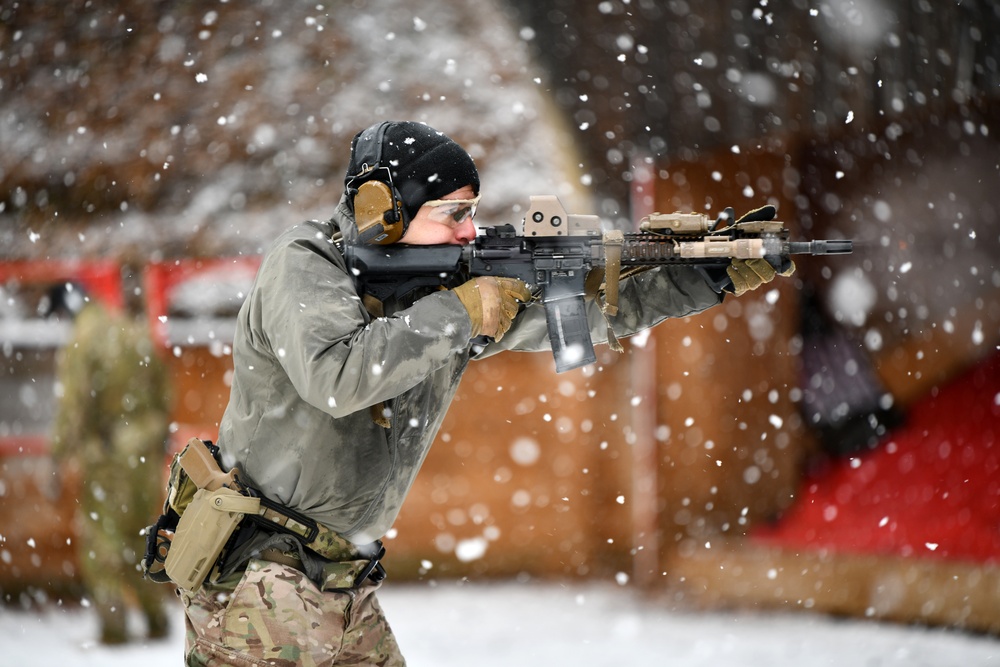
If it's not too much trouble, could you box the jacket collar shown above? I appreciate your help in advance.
[330,192,358,245]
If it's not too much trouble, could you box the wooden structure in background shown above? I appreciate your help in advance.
[618,142,814,595]
[0,256,640,602]
[2,111,998,634]
[645,118,1000,632]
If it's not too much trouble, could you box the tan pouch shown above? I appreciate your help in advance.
[164,450,199,517]
[164,486,260,591]
[163,437,236,518]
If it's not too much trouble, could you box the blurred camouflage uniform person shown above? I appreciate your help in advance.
[181,121,791,666]
[51,276,173,645]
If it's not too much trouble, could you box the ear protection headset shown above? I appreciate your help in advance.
[346,122,407,245]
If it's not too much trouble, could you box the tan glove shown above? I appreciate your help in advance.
[725,205,796,296]
[727,257,796,296]
[452,276,532,341]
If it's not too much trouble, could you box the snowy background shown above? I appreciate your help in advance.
[6,581,1000,666]
[2,0,1000,660]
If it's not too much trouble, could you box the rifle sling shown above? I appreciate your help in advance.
[602,230,624,316]
[601,231,625,353]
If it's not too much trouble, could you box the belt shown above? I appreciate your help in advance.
[233,483,387,588]
[250,494,360,563]
[259,544,387,590]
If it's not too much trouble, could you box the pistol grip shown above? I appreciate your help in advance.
[179,438,237,492]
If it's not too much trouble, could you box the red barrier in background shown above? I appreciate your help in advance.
[753,351,1000,564]
[0,259,123,313]
[144,256,261,347]
[0,256,261,457]
[0,260,124,457]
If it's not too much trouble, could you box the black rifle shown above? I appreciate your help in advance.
[345,196,852,373]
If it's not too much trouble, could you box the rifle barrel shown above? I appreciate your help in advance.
[786,240,853,255]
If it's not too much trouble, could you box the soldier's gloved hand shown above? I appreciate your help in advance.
[727,258,793,296]
[725,204,796,296]
[452,276,532,341]
[733,204,775,225]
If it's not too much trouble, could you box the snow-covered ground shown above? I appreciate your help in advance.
[4,580,999,666]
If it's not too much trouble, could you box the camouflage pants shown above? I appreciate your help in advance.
[181,559,405,666]
[79,458,169,641]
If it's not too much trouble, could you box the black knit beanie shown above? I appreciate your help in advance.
[345,121,479,224]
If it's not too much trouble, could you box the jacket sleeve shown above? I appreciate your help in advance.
[246,234,473,418]
[474,265,724,358]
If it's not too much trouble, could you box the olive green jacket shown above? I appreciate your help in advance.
[217,194,723,544]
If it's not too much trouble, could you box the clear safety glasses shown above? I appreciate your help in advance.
[421,195,481,227]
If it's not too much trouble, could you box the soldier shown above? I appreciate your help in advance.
[51,271,173,645]
[178,121,792,666]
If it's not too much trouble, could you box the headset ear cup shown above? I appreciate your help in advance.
[354,180,404,245]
